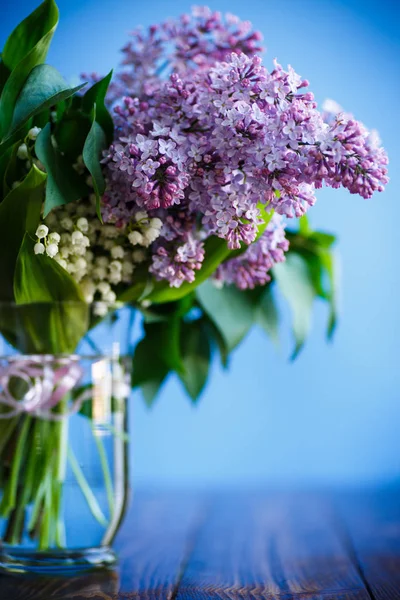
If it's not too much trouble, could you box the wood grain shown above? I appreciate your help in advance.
[116,490,205,599]
[1,490,400,599]
[0,569,119,600]
[337,489,400,600]
[0,491,204,600]
[175,492,371,600]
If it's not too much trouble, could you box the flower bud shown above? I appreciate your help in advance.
[34,242,45,255]
[17,143,28,160]
[77,217,89,233]
[128,231,144,245]
[46,243,59,258]
[28,126,41,140]
[48,232,61,244]
[36,225,49,239]
[71,230,84,244]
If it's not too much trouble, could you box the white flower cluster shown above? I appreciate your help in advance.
[127,211,163,247]
[34,225,61,258]
[16,127,42,160]
[35,197,155,316]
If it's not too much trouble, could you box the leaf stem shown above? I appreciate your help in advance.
[67,446,108,528]
[92,425,114,520]
[0,416,30,519]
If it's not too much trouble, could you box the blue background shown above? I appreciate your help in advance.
[2,0,400,488]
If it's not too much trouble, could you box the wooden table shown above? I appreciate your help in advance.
[1,489,399,599]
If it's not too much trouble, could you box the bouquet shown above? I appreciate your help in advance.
[0,0,388,568]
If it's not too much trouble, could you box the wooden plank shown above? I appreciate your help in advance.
[0,490,204,600]
[116,490,205,598]
[274,494,370,600]
[0,569,119,600]
[337,489,400,600]
[175,492,371,600]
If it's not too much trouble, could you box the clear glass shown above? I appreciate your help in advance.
[0,303,133,574]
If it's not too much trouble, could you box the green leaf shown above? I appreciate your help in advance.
[55,110,92,160]
[14,234,84,304]
[299,215,310,234]
[117,267,150,304]
[286,225,339,340]
[82,109,107,220]
[141,295,195,323]
[320,250,340,339]
[293,248,326,298]
[1,0,58,72]
[0,0,59,138]
[82,71,114,144]
[131,329,169,406]
[140,379,168,407]
[273,252,316,359]
[132,316,184,405]
[196,281,254,352]
[0,165,46,301]
[0,144,13,191]
[256,285,280,348]
[309,231,336,249]
[179,319,211,401]
[202,315,230,368]
[35,122,89,216]
[0,59,11,95]
[13,234,88,354]
[32,107,52,130]
[286,229,336,253]
[4,65,86,142]
[2,142,19,196]
[154,317,184,373]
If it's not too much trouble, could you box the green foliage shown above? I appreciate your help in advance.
[35,123,89,216]
[0,0,115,359]
[0,0,59,140]
[131,297,215,404]
[273,253,316,359]
[6,64,85,141]
[126,216,339,405]
[286,221,339,340]
[0,165,46,301]
[82,71,114,144]
[0,144,13,193]
[255,285,280,348]
[82,108,107,220]
[0,59,11,97]
[131,319,183,406]
[1,0,58,72]
[197,281,255,352]
[178,319,211,401]
[319,251,339,338]
[203,315,230,369]
[13,234,87,353]
[55,110,92,160]
[0,2,343,409]
[14,234,84,304]
[2,142,21,196]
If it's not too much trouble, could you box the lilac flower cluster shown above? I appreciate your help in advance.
[109,6,263,101]
[98,7,388,291]
[215,214,289,289]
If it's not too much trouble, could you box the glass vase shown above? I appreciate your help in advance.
[0,302,132,574]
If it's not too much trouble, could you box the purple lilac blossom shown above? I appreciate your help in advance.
[100,6,388,290]
[215,214,289,289]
